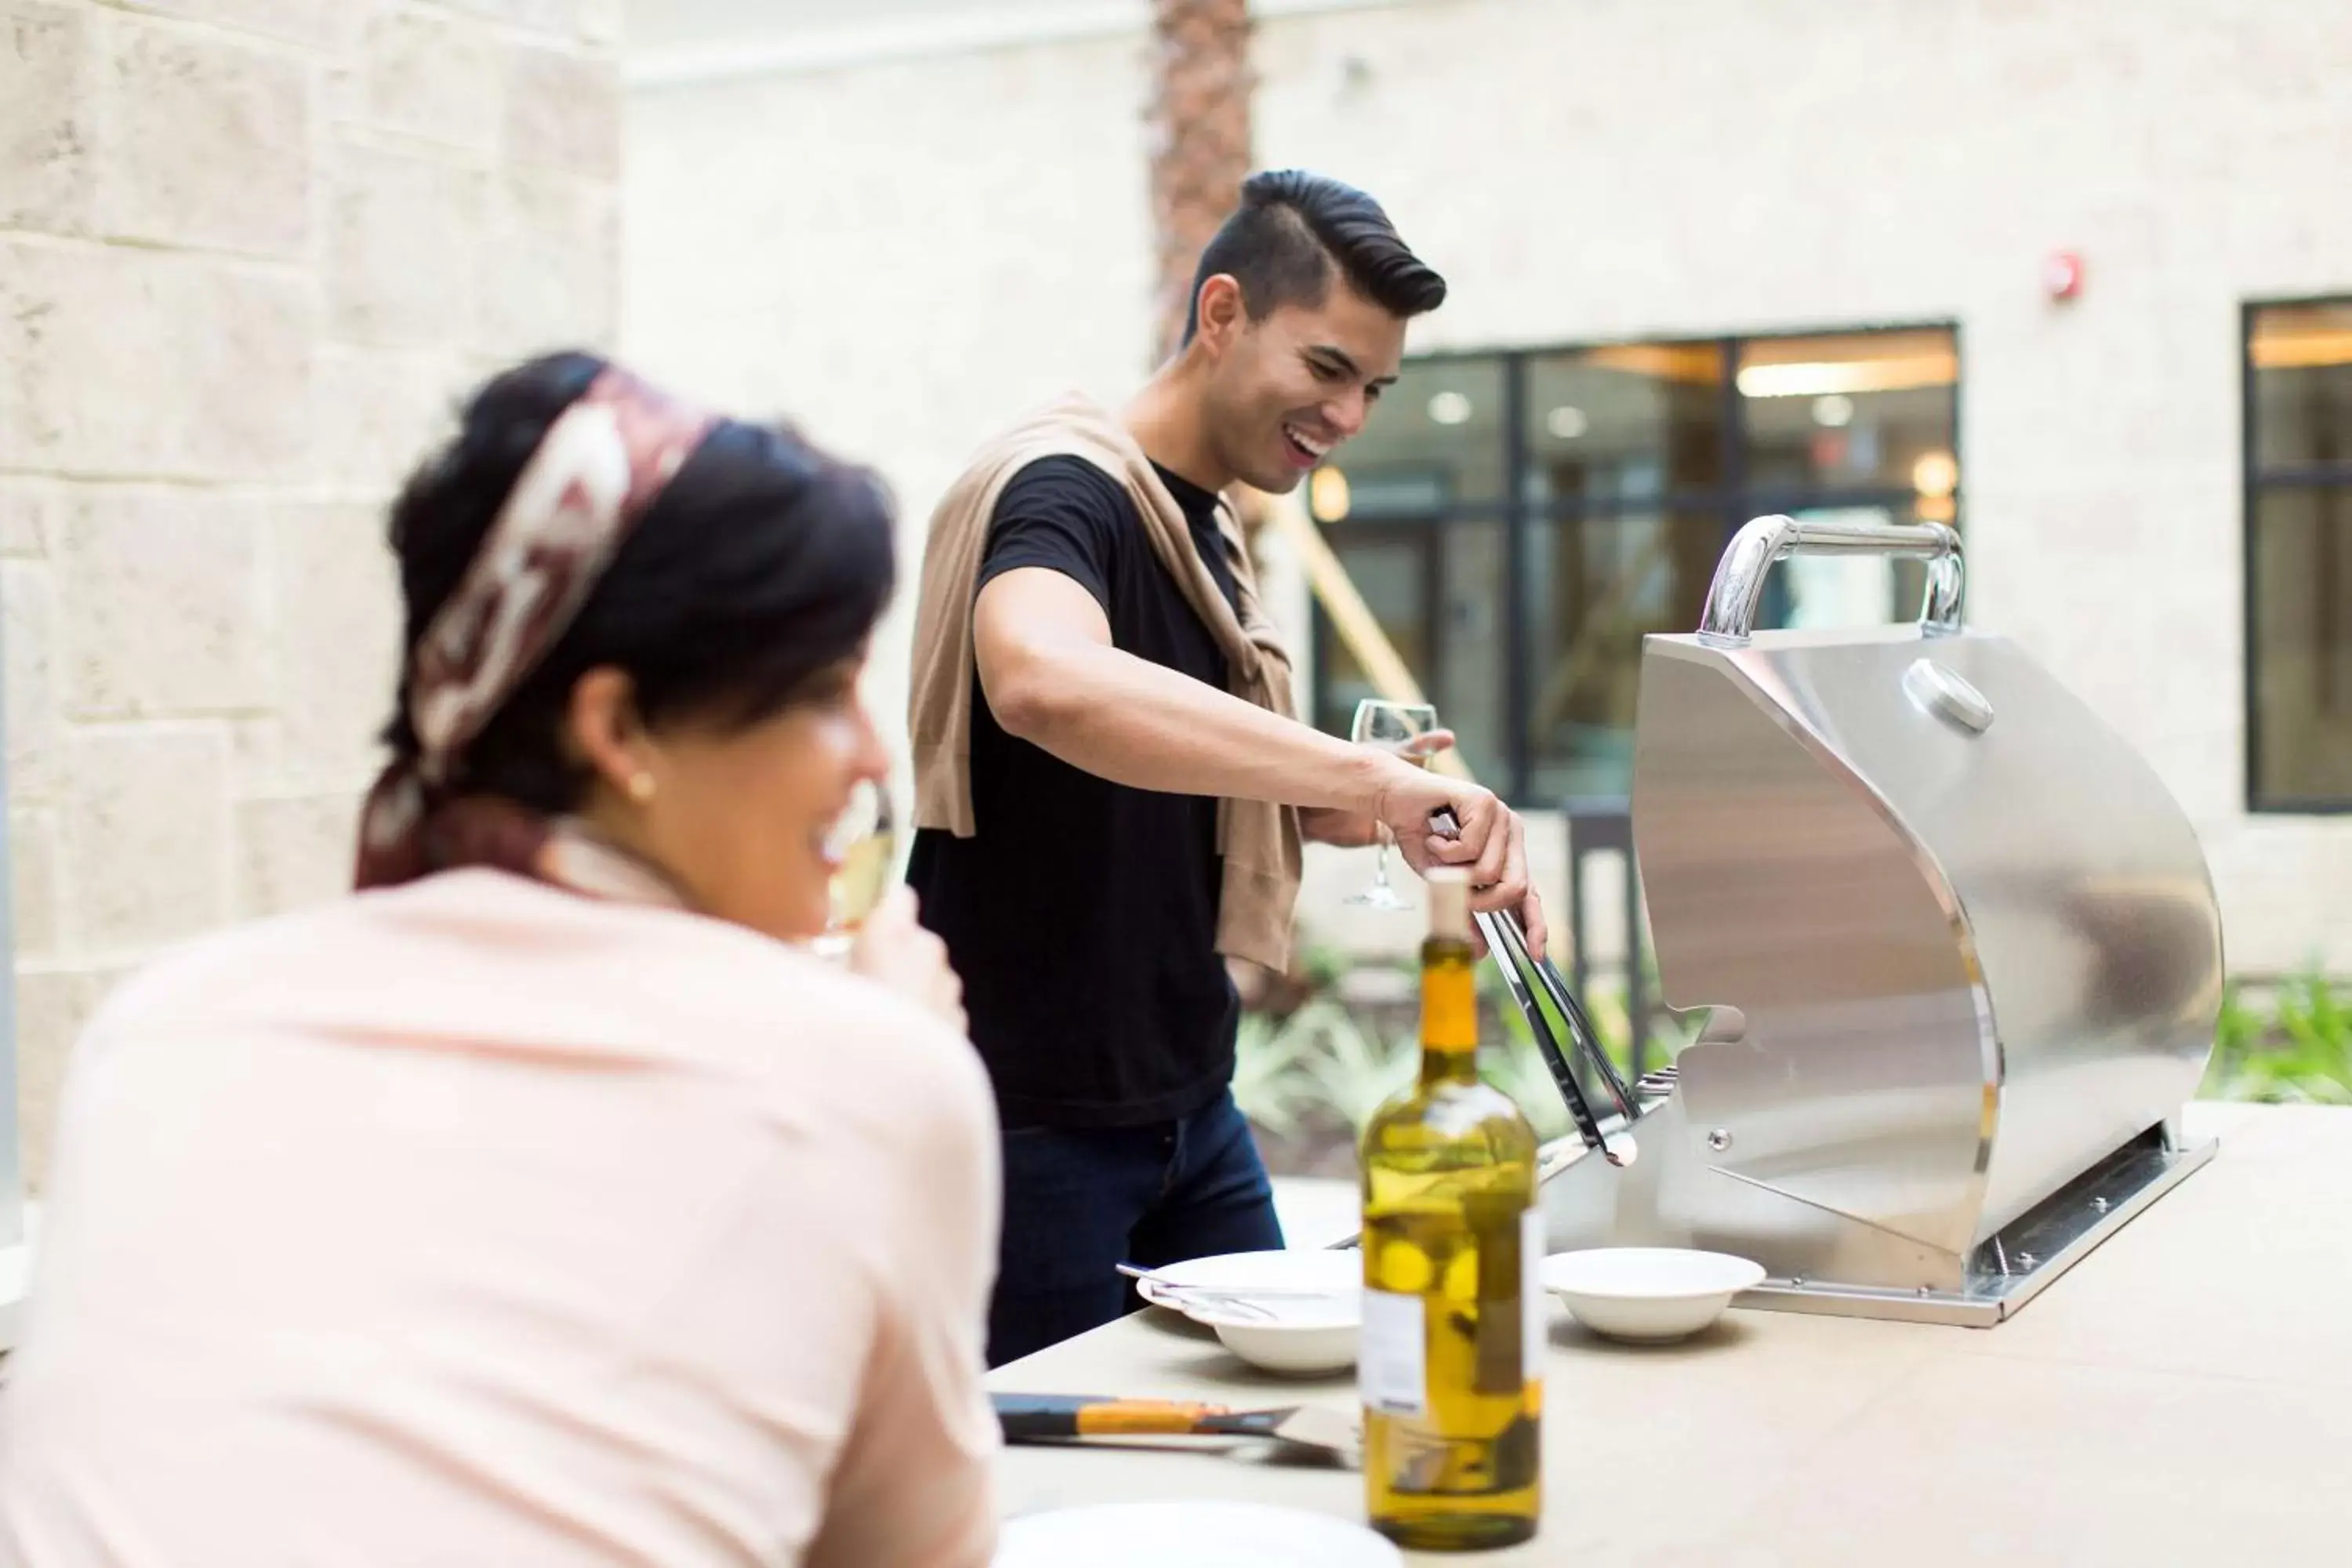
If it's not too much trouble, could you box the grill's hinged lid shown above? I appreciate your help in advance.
[1527,515,2222,1325]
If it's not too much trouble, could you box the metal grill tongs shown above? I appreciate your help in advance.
[1323,819,1641,1252]
[1429,806,1639,1170]
[1477,906,1639,1171]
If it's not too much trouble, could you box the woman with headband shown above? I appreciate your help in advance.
[0,354,999,1567]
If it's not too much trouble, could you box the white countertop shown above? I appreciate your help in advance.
[989,1102,2349,1566]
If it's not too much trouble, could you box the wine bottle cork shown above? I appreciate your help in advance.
[1425,866,1471,941]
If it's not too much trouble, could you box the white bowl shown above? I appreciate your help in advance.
[1135,1250,1361,1375]
[1194,1306,1359,1376]
[1538,1247,1766,1343]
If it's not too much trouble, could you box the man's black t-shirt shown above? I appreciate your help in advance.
[906,456,1242,1130]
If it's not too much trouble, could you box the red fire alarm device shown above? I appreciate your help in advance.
[2043,250,2084,301]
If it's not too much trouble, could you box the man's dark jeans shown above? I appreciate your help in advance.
[986,1089,1286,1368]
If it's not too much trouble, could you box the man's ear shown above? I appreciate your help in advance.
[1192,273,1248,354]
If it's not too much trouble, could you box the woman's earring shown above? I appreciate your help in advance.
[626,771,658,804]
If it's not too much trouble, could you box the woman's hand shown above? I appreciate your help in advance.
[849,886,967,1035]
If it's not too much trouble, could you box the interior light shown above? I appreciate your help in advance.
[2249,309,2352,369]
[1737,354,1955,398]
[1812,394,1855,428]
[1427,390,1473,426]
[1545,405,1589,440]
[1911,451,1959,499]
[1308,466,1351,523]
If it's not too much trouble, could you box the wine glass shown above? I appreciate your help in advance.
[814,779,897,960]
[1346,699,1439,910]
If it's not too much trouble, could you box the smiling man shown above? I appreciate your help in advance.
[906,169,1547,1367]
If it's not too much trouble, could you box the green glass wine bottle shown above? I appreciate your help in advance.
[1359,867,1543,1552]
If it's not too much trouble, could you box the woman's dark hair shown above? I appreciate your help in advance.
[381,350,895,812]
[1181,169,1448,344]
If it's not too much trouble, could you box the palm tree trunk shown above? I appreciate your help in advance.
[1146,0,1254,365]
[1150,1,1270,1007]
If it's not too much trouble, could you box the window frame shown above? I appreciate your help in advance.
[2242,296,2352,816]
[1309,322,1965,804]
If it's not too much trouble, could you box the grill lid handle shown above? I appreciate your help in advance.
[1697,514,1965,648]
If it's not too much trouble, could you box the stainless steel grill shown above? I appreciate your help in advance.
[1515,514,2223,1325]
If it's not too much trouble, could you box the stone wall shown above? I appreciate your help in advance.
[0,0,622,1187]
[622,0,2352,978]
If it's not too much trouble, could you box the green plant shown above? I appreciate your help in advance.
[1236,967,1686,1152]
[2278,971,2352,1053]
[1475,957,1699,1087]
[1234,993,1420,1139]
[1232,1007,1316,1137]
[1266,948,2352,1130]
[2216,982,2267,1057]
[2199,971,2352,1105]
[1233,944,1712,1148]
[1298,1004,1419,1132]
[1294,941,1355,996]
[1477,1039,1576,1145]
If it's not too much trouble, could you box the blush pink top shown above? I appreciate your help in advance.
[0,870,1000,1567]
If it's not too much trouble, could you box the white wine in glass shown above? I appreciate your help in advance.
[1348,699,1439,911]
[816,780,896,959]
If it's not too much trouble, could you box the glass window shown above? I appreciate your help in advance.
[1523,342,1725,508]
[1312,532,1428,739]
[1306,326,1962,806]
[1738,328,1960,502]
[1331,358,1508,510]
[1523,511,1719,800]
[1432,523,1509,786]
[1313,523,1508,787]
[2247,299,2352,811]
[2252,302,2352,469]
[1780,500,1955,633]
[2250,488,2352,804]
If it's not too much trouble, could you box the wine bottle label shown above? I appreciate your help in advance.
[1522,1204,1548,1383]
[1359,1289,1428,1417]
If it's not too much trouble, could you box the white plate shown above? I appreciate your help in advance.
[995,1500,1402,1567]
[1133,1250,1361,1320]
[1134,1250,1362,1373]
[1539,1247,1766,1342]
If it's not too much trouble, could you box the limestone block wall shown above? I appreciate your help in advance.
[0,0,622,1187]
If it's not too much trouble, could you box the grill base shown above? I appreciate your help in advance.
[1732,1123,2217,1327]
